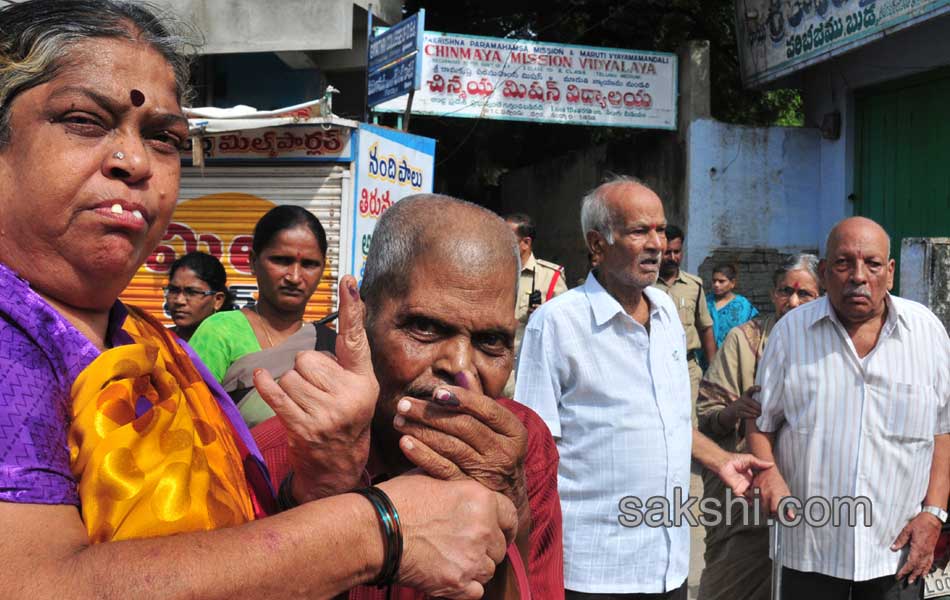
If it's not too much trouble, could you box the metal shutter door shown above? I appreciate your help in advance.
[121,164,347,324]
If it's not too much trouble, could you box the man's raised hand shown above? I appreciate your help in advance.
[255,275,379,502]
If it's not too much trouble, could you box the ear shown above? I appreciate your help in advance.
[586,231,605,258]
[212,291,225,312]
[818,258,828,288]
[249,251,258,276]
[886,258,896,291]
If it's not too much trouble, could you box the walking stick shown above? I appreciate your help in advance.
[771,520,783,600]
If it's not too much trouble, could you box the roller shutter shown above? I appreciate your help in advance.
[121,164,349,325]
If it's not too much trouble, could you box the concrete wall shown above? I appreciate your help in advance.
[155,0,401,54]
[498,133,683,287]
[697,248,818,315]
[685,118,823,275]
[900,238,950,331]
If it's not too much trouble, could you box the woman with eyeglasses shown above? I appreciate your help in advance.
[189,205,338,427]
[695,253,821,600]
[164,251,233,341]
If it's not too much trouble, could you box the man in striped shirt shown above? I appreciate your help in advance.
[748,217,950,599]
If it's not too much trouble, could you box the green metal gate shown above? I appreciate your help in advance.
[854,68,950,291]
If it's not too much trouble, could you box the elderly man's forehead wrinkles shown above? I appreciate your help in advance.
[624,216,666,228]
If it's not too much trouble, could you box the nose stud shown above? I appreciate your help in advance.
[113,151,125,160]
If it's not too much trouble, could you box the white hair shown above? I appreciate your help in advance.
[772,253,820,288]
[580,174,647,248]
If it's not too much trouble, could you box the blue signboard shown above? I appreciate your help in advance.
[367,9,424,107]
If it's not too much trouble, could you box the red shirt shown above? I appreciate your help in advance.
[252,398,563,600]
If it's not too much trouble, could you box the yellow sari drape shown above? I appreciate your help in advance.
[68,306,254,543]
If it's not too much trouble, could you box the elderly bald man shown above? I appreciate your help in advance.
[748,216,950,599]
[254,194,563,600]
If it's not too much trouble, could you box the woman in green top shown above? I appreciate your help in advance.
[190,205,336,425]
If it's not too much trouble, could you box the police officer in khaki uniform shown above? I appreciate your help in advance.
[654,224,717,422]
[504,213,568,398]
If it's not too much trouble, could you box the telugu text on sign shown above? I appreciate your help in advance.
[374,32,677,130]
[182,126,352,162]
[737,0,950,86]
[351,124,436,283]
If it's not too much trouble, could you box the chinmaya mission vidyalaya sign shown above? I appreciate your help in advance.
[374,32,677,130]
[737,0,950,86]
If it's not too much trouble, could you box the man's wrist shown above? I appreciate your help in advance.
[921,504,948,524]
[348,491,388,583]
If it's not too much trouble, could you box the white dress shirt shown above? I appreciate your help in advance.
[756,295,950,581]
[515,272,693,594]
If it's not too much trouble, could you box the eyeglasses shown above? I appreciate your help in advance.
[774,287,818,301]
[162,285,217,300]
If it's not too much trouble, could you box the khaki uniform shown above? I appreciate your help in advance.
[654,270,713,421]
[695,316,775,600]
[504,254,568,398]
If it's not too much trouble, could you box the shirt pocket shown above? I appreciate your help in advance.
[677,296,695,329]
[883,382,936,442]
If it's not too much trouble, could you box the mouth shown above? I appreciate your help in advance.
[639,256,660,271]
[279,287,304,296]
[91,200,151,233]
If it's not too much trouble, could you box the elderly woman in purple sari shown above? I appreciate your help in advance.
[0,2,519,597]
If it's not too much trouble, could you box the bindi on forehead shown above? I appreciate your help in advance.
[130,89,145,107]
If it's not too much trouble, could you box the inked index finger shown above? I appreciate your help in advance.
[335,275,374,377]
[431,384,523,437]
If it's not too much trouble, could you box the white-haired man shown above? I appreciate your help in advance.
[515,176,772,599]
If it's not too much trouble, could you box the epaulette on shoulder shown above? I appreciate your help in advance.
[535,258,564,272]
[682,271,704,285]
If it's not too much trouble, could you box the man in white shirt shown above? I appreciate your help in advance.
[515,175,772,599]
[748,216,950,599]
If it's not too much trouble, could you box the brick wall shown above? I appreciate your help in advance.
[696,247,818,316]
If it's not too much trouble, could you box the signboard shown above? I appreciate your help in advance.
[737,0,950,86]
[375,32,677,130]
[351,124,436,283]
[367,10,425,107]
[183,126,352,162]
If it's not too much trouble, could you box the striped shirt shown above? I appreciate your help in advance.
[756,295,950,581]
[515,272,692,594]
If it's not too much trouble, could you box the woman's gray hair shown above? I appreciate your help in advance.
[580,174,646,247]
[0,0,196,147]
[361,194,521,321]
[772,253,820,288]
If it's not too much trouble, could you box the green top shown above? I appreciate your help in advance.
[189,310,261,382]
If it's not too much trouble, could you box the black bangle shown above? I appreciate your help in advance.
[277,471,300,511]
[354,486,403,588]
